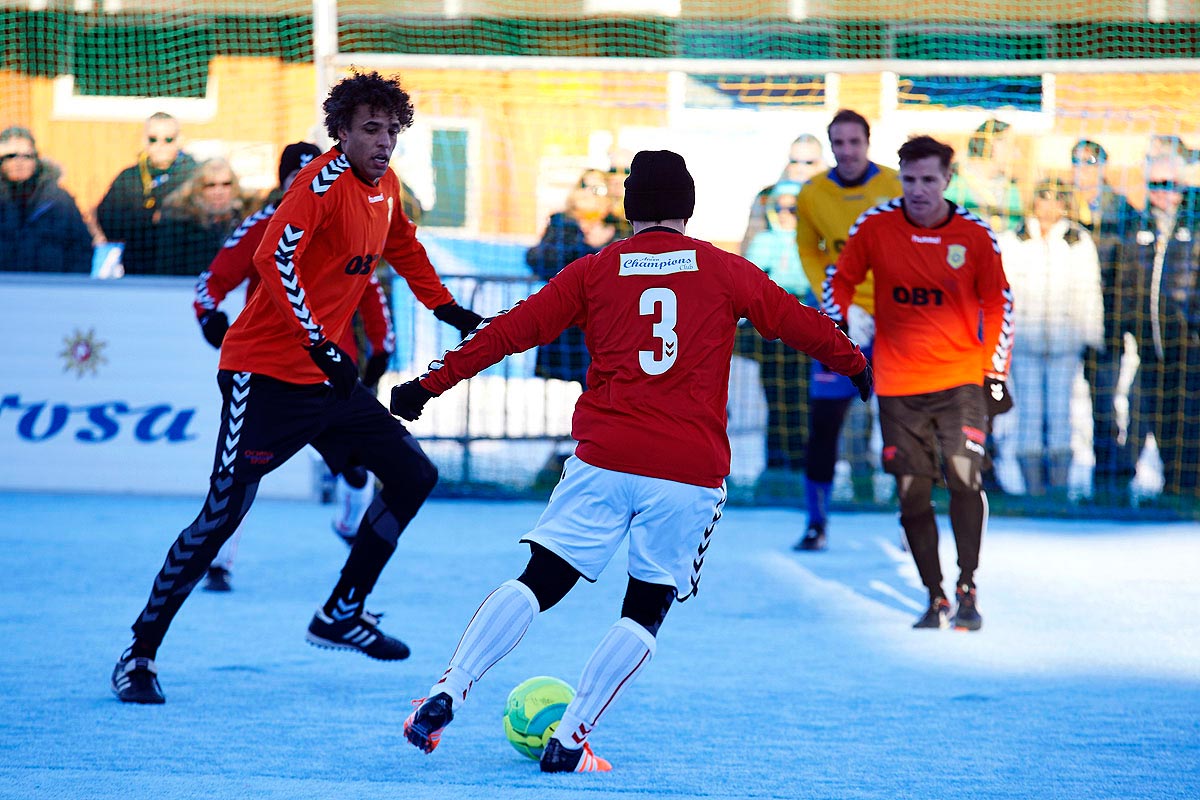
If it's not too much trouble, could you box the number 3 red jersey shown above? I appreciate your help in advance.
[219,149,453,384]
[420,228,866,488]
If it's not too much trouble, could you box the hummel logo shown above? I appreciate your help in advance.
[324,346,341,362]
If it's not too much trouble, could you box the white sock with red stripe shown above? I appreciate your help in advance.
[553,617,656,749]
[429,579,538,709]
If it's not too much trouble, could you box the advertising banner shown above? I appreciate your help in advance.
[0,275,312,498]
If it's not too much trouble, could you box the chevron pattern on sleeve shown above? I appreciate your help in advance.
[820,262,843,323]
[310,154,349,196]
[991,286,1016,375]
[194,270,217,311]
[222,204,275,249]
[955,206,1003,253]
[272,223,323,345]
[846,196,901,238]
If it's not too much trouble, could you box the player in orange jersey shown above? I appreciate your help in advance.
[826,135,1014,631]
[111,71,484,704]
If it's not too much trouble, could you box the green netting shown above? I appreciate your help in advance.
[0,3,1195,516]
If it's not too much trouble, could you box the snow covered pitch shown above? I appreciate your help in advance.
[1,492,1196,799]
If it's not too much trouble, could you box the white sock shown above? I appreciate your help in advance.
[212,525,242,571]
[429,579,539,708]
[553,618,655,749]
[331,475,373,534]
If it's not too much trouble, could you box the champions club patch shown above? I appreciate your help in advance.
[618,249,699,276]
[947,244,967,269]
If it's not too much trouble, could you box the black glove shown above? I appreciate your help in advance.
[983,376,1014,417]
[390,379,436,421]
[850,361,874,402]
[307,338,359,400]
[433,302,484,340]
[198,310,229,349]
[361,350,391,390]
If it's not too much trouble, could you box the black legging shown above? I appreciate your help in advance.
[805,396,853,483]
[131,477,258,656]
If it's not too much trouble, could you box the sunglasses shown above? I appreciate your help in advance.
[147,136,176,144]
[203,180,234,188]
[1147,180,1182,192]
[0,153,35,163]
[774,202,797,213]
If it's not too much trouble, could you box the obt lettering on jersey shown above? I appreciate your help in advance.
[892,286,945,306]
[0,395,198,443]
[344,253,381,275]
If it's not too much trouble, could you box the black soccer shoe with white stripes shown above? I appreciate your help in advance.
[111,650,165,704]
[952,584,983,631]
[306,608,410,660]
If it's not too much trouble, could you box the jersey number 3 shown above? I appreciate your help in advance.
[639,287,678,376]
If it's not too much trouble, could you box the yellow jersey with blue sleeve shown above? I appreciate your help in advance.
[795,163,901,315]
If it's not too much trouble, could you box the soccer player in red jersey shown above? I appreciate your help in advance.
[191,142,396,592]
[111,72,484,705]
[825,135,1015,631]
[393,150,871,772]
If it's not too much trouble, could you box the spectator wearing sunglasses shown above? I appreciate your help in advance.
[1127,148,1200,501]
[0,125,93,273]
[96,111,197,275]
[741,180,814,479]
[156,157,248,277]
[1068,139,1143,498]
[739,134,825,254]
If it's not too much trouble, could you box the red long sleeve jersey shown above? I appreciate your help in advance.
[219,149,452,383]
[421,229,866,488]
[194,202,394,360]
[825,199,1014,397]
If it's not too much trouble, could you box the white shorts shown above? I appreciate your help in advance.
[521,456,727,601]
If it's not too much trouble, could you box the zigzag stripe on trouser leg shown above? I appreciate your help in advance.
[131,371,258,650]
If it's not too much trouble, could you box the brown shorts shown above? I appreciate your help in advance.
[877,384,986,480]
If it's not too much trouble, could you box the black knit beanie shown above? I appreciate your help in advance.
[278,142,323,187]
[623,150,695,221]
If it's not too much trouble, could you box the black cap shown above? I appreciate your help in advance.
[278,142,323,186]
[623,150,695,222]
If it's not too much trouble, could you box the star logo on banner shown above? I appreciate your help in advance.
[60,328,108,378]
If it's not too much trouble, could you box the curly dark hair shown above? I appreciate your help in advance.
[323,70,414,142]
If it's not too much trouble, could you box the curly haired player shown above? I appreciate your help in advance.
[111,71,484,704]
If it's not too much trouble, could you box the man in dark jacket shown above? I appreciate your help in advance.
[1069,139,1143,497]
[96,112,197,275]
[1128,154,1200,500]
[0,126,93,273]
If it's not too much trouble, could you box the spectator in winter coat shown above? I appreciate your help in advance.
[743,180,812,475]
[1069,139,1143,497]
[1127,151,1200,500]
[157,157,248,277]
[999,178,1103,495]
[526,181,617,386]
[0,126,93,273]
[96,112,197,275]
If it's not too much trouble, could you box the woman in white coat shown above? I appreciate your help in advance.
[999,179,1104,495]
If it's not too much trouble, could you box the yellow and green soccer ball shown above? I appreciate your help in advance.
[503,676,575,760]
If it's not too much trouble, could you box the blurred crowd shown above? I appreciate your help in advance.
[734,118,1198,504]
[3,110,1195,503]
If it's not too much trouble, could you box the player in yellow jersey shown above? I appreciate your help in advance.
[793,109,902,551]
